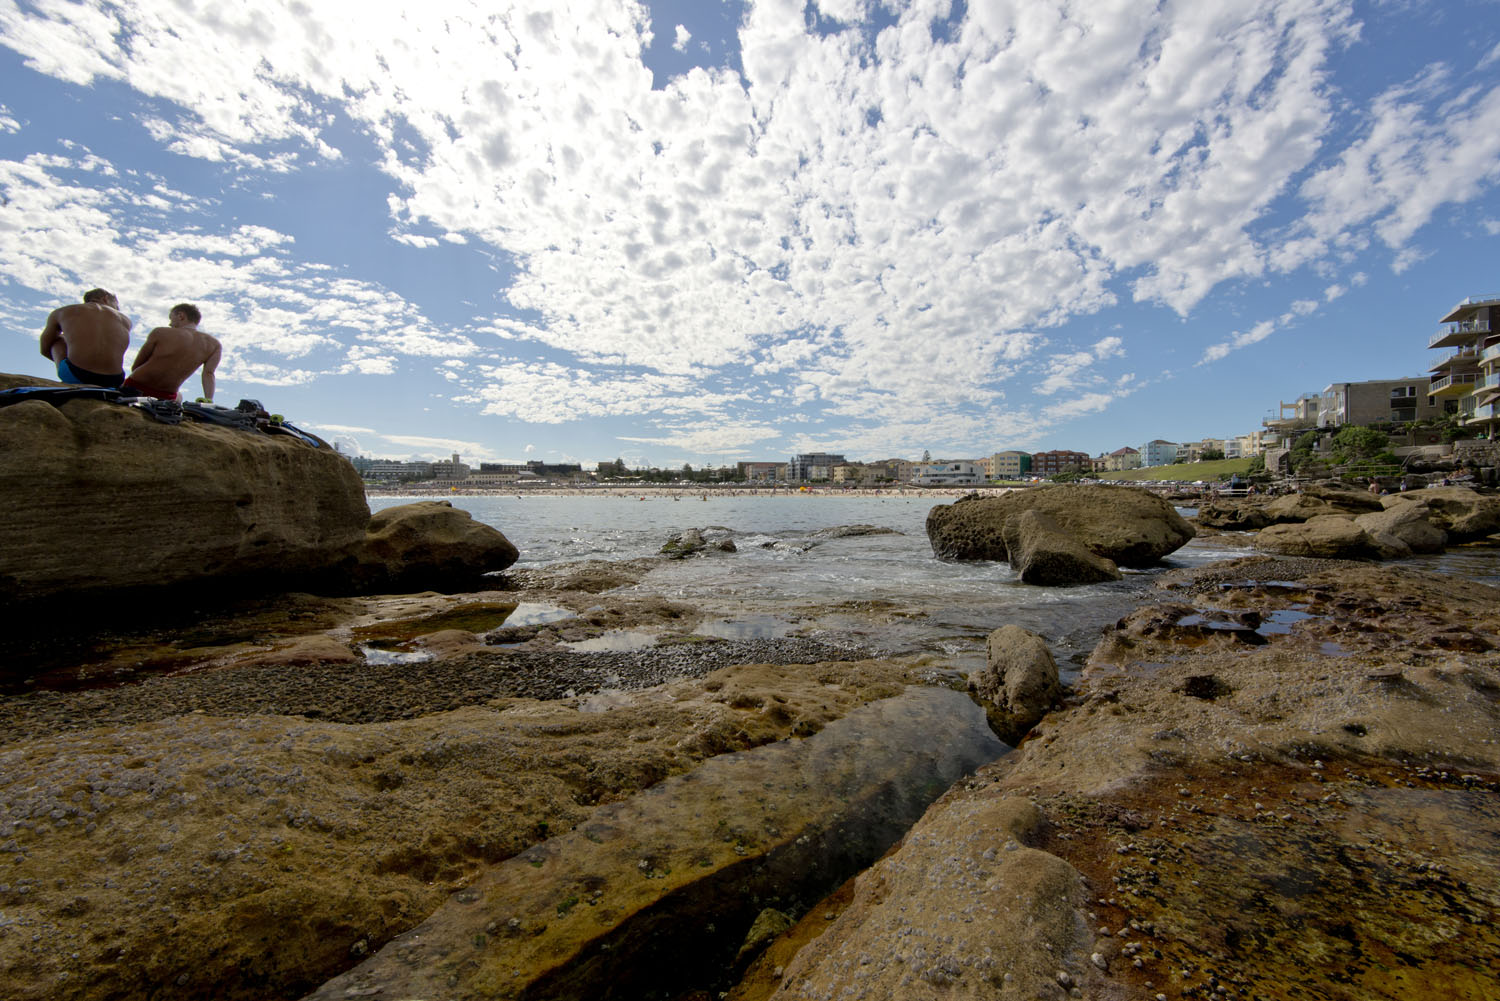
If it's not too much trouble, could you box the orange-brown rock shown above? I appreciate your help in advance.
[926,485,1193,567]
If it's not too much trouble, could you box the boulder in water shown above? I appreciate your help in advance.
[1002,509,1123,586]
[926,485,1193,567]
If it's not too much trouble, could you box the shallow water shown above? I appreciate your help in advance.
[371,493,1500,674]
[372,494,1261,672]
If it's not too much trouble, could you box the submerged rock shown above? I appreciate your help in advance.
[0,659,934,1001]
[926,485,1193,569]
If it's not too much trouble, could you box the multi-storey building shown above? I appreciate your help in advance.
[913,461,984,486]
[736,461,784,482]
[1140,440,1180,467]
[431,453,470,480]
[360,460,435,482]
[1262,395,1320,435]
[1030,450,1090,476]
[988,451,1031,479]
[1428,296,1500,433]
[1315,379,1442,427]
[787,452,846,481]
[1096,446,1140,471]
[1224,432,1267,458]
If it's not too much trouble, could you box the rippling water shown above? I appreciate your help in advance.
[368,493,1269,674]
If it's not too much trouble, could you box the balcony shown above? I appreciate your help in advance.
[1429,372,1479,396]
[1465,403,1498,425]
[1429,320,1491,348]
[1429,349,1480,372]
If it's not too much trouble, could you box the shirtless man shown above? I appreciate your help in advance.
[123,304,222,402]
[38,289,132,388]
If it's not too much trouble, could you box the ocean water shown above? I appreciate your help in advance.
[368,493,1259,673]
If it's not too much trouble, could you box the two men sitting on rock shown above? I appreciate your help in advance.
[39,292,222,402]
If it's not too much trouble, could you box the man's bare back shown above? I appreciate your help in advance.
[124,304,222,401]
[39,290,132,387]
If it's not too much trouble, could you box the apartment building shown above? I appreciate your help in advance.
[1095,446,1141,471]
[1140,440,1180,467]
[736,461,784,482]
[1030,450,1090,476]
[787,452,846,481]
[987,451,1032,479]
[1429,296,1500,433]
[1315,379,1442,427]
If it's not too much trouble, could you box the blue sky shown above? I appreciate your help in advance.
[2,0,1499,468]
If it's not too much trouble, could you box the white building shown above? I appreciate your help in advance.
[912,461,984,486]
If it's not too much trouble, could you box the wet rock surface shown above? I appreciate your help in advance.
[5,542,1500,1001]
[743,556,1500,1001]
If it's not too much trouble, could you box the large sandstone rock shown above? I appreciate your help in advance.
[926,485,1193,566]
[1264,482,1383,523]
[0,379,369,604]
[1254,514,1380,559]
[1354,503,1447,555]
[970,624,1066,743]
[0,375,519,607]
[1002,509,1122,585]
[758,797,1099,1001]
[1194,499,1273,530]
[348,501,519,590]
[1382,486,1500,541]
[753,561,1500,1001]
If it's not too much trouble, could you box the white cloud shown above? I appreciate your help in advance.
[1198,318,1278,366]
[618,421,778,454]
[0,1,1497,453]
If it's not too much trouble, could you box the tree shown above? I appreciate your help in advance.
[1200,449,1225,461]
[1330,426,1391,465]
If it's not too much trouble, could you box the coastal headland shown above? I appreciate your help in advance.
[2,386,1497,1000]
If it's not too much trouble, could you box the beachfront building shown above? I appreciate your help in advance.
[1177,439,1223,463]
[1262,394,1320,436]
[1314,379,1442,428]
[913,461,984,486]
[788,452,846,481]
[1224,432,1268,458]
[1140,440,1180,467]
[833,463,880,483]
[1030,450,1091,476]
[357,459,436,482]
[1428,296,1500,434]
[1096,446,1141,471]
[432,453,470,480]
[737,461,784,482]
[986,451,1032,479]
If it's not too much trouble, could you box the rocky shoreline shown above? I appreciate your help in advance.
[3,472,1499,999]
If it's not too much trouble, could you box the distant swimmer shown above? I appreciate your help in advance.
[123,303,222,401]
[38,288,132,388]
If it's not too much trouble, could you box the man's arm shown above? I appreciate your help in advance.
[200,340,222,401]
[38,309,62,360]
[129,334,157,372]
